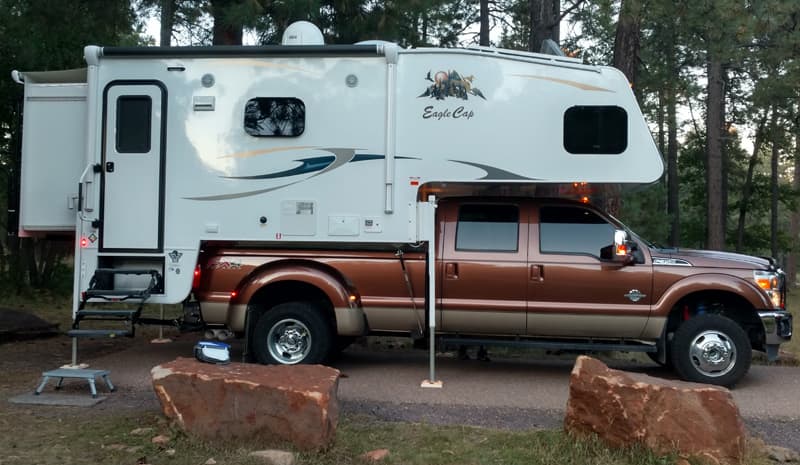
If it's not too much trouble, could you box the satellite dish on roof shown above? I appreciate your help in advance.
[282,21,325,46]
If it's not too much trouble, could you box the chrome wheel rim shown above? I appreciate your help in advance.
[267,318,311,364]
[688,330,736,378]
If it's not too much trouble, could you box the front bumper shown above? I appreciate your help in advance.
[758,310,793,360]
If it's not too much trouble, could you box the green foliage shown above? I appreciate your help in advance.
[0,0,143,290]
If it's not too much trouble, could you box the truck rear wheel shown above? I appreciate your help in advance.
[670,314,751,387]
[252,302,333,365]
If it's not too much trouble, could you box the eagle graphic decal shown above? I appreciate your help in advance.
[418,70,486,100]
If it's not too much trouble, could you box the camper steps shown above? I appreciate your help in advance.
[69,268,163,339]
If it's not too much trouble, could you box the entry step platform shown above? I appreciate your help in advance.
[35,368,115,398]
[75,309,139,319]
[83,268,162,302]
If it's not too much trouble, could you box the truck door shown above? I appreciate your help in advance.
[100,82,165,252]
[527,203,652,338]
[439,200,528,334]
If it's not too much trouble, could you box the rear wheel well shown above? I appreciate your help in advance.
[666,291,764,351]
[246,281,335,332]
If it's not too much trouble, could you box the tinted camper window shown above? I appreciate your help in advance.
[564,106,627,154]
[456,204,519,252]
[116,96,152,153]
[244,98,305,137]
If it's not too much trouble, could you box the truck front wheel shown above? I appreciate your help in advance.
[670,314,751,387]
[252,302,333,365]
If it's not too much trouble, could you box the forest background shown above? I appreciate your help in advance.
[0,0,798,294]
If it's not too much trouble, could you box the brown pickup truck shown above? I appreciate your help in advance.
[192,197,793,387]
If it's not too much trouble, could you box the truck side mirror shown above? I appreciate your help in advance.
[600,229,634,264]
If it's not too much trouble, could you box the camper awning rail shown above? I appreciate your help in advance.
[99,44,386,58]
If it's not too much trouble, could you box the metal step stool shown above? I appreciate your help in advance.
[34,368,115,398]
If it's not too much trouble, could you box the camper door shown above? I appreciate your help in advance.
[100,82,165,252]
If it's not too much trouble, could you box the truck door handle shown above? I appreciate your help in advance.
[530,264,544,282]
[445,262,458,279]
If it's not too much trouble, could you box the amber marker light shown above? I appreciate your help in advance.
[756,276,778,290]
[616,244,628,256]
[581,196,590,203]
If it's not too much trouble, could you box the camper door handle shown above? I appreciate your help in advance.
[78,163,96,214]
[105,162,115,173]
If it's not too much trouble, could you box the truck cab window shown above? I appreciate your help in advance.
[456,204,519,252]
[244,97,305,137]
[540,206,614,257]
[116,96,152,153]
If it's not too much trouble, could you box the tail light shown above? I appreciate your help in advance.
[192,264,202,290]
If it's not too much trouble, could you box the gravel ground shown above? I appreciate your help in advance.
[340,398,800,451]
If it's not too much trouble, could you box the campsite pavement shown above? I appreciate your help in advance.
[11,332,800,450]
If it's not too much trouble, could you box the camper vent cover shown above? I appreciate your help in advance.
[282,21,324,46]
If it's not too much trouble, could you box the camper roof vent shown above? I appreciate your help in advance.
[282,21,324,46]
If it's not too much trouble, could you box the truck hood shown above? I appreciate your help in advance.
[652,248,774,270]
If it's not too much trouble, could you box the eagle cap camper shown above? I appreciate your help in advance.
[14,22,790,387]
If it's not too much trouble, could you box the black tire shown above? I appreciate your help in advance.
[252,302,333,365]
[670,314,751,387]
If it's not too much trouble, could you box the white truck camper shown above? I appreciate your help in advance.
[13,22,664,376]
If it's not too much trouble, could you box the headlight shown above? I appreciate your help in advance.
[754,270,784,309]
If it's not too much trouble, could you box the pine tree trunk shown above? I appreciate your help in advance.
[720,68,729,232]
[666,81,679,246]
[736,112,768,252]
[211,0,243,45]
[706,55,725,250]
[665,22,679,247]
[770,108,780,259]
[160,0,175,46]
[528,0,559,52]
[788,117,800,286]
[612,0,641,89]
[479,0,490,46]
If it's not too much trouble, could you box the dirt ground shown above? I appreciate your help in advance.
[0,320,798,458]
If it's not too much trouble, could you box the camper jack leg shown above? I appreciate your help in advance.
[420,196,442,389]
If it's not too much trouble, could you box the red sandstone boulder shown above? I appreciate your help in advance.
[151,357,340,450]
[564,356,746,465]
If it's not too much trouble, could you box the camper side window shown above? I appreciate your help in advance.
[116,96,152,153]
[455,204,519,252]
[244,98,305,137]
[563,106,627,154]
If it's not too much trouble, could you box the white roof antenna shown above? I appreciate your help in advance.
[282,21,325,46]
